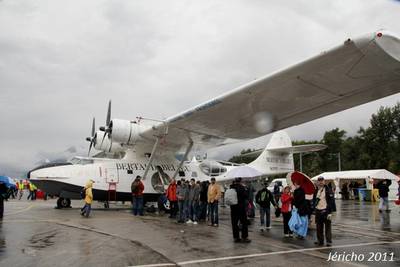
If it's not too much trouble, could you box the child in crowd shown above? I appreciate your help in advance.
[281,186,293,237]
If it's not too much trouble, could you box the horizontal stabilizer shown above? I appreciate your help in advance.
[268,144,327,154]
[241,144,326,157]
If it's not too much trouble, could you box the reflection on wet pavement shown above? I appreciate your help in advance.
[0,199,399,266]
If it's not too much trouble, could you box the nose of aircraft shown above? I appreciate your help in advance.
[27,162,73,179]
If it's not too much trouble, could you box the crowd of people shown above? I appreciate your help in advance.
[4,179,39,201]
[87,174,337,246]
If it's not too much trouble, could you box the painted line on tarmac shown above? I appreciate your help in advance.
[4,203,35,216]
[173,240,400,266]
[335,222,400,237]
[132,264,176,267]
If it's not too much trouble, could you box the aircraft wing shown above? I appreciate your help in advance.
[141,31,400,150]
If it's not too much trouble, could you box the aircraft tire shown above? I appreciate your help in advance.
[57,197,71,209]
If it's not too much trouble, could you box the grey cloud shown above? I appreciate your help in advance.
[1,0,400,177]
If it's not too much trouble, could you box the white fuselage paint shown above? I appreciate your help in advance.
[29,131,298,199]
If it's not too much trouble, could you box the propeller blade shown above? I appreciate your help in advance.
[93,132,97,148]
[88,141,93,156]
[109,137,113,152]
[100,131,107,147]
[106,100,111,126]
[91,117,95,137]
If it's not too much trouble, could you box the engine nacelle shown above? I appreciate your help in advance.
[110,119,148,145]
[93,130,124,152]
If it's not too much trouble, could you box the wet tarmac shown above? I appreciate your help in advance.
[0,199,399,267]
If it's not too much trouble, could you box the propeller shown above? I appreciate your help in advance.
[99,100,113,152]
[86,117,96,156]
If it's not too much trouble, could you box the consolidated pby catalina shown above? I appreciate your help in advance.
[28,31,400,209]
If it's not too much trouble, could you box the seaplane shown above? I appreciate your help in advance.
[28,31,400,210]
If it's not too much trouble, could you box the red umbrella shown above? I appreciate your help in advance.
[286,171,316,195]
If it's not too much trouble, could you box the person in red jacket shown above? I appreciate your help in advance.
[166,179,178,218]
[281,186,293,237]
[131,176,145,216]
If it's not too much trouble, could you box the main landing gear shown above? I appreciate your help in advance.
[56,197,71,209]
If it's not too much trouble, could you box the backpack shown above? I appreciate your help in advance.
[256,189,271,205]
[273,184,281,194]
[225,188,238,205]
[80,188,86,199]
[131,182,138,193]
[260,191,269,202]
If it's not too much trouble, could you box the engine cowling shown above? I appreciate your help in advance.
[93,130,124,152]
[109,119,149,145]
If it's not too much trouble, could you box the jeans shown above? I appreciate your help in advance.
[189,200,198,221]
[260,207,271,227]
[183,200,190,220]
[178,200,186,222]
[209,201,219,225]
[27,191,34,200]
[133,196,144,215]
[379,197,389,210]
[82,203,91,217]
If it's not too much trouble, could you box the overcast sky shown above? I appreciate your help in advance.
[1,0,400,177]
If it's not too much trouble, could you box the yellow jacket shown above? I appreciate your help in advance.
[84,180,94,204]
[207,183,221,203]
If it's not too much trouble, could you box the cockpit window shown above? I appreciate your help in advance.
[69,157,94,165]
[199,161,227,176]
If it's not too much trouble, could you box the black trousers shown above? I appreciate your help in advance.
[315,209,332,244]
[169,201,178,217]
[0,198,4,218]
[231,205,248,239]
[282,211,292,234]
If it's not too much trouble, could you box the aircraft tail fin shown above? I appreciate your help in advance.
[248,131,294,175]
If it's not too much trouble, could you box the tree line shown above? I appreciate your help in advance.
[228,103,400,177]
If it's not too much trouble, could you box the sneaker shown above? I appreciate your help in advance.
[259,226,265,232]
[213,224,219,227]
[326,243,332,247]
[284,234,290,237]
[186,220,193,224]
[314,241,323,246]
[193,221,198,225]
[208,223,213,226]
[234,238,242,243]
[266,226,271,230]
[242,238,251,243]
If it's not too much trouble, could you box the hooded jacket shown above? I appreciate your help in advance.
[84,180,94,204]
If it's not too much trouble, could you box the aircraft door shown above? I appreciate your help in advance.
[103,167,120,184]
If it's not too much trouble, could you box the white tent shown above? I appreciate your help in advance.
[312,169,399,200]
